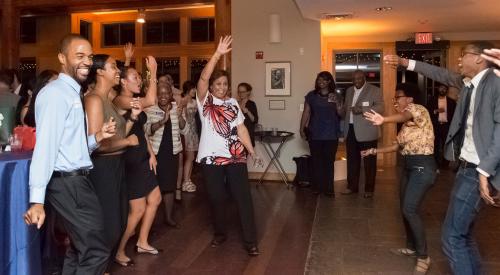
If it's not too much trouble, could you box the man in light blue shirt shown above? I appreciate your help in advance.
[23,34,116,275]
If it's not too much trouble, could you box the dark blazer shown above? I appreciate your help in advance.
[427,96,456,126]
[412,61,500,190]
[342,83,384,142]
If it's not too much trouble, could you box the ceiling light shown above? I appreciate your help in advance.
[321,13,353,21]
[375,7,392,12]
[136,9,146,23]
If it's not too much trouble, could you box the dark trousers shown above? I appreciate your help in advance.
[45,175,110,275]
[434,122,450,167]
[309,140,338,194]
[400,155,436,258]
[346,125,378,193]
[202,163,257,245]
[89,155,127,270]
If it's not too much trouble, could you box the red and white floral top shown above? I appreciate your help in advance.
[196,92,247,165]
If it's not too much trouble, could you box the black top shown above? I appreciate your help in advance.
[124,111,149,164]
[243,100,258,146]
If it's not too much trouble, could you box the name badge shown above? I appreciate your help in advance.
[362,101,370,107]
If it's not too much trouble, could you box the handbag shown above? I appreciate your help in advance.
[13,125,36,151]
[292,155,313,187]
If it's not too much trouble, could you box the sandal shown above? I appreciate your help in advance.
[390,248,417,257]
[414,257,431,275]
[114,257,135,267]
[182,181,197,192]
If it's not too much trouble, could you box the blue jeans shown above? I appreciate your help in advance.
[400,155,436,258]
[442,167,484,275]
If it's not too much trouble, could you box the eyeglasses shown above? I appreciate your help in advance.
[392,95,406,102]
[460,51,480,58]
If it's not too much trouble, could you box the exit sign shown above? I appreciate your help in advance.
[415,33,433,44]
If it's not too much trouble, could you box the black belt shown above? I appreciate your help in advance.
[458,159,477,169]
[52,169,90,178]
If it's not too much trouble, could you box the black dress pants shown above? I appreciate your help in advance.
[89,155,127,271]
[346,125,378,193]
[434,122,450,168]
[45,175,110,275]
[202,163,257,245]
[309,140,338,194]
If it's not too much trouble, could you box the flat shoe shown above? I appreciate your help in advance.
[136,245,162,255]
[390,248,417,257]
[114,258,135,267]
[210,236,227,248]
[245,245,260,256]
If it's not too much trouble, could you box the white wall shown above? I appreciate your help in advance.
[231,0,321,175]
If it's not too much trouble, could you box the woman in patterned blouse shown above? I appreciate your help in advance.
[196,36,262,256]
[362,83,436,275]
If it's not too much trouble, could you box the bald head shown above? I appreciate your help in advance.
[353,70,366,89]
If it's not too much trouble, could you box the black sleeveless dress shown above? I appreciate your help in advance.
[124,111,158,199]
[156,119,179,193]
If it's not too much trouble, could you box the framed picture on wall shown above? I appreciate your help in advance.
[265,62,291,96]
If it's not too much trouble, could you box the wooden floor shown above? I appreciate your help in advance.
[97,166,500,275]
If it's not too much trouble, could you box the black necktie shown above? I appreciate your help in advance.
[456,84,474,153]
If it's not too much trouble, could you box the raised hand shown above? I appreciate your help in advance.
[481,48,500,77]
[216,35,233,56]
[383,55,409,69]
[145,56,158,76]
[123,43,134,63]
[24,203,45,229]
[363,109,385,125]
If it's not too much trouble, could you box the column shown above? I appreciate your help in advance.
[1,0,20,69]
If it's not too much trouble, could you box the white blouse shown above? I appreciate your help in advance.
[196,92,247,165]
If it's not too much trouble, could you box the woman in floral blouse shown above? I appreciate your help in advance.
[196,36,262,256]
[362,82,436,275]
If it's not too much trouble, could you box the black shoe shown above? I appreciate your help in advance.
[245,245,260,256]
[210,236,227,248]
[324,192,335,198]
[165,220,180,229]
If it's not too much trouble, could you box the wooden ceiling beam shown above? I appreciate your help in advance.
[14,0,212,10]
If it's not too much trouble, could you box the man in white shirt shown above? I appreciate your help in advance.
[384,41,500,274]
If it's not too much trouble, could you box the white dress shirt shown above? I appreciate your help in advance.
[349,83,365,124]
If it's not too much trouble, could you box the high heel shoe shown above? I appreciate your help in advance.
[135,245,162,255]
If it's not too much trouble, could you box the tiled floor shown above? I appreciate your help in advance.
[105,166,500,275]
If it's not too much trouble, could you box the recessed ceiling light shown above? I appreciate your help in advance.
[375,7,393,12]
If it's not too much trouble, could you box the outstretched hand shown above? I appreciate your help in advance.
[363,109,385,125]
[481,48,500,77]
[383,55,409,69]
[216,35,233,56]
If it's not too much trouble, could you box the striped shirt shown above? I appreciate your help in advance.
[144,102,184,155]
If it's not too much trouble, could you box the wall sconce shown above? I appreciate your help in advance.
[269,14,281,43]
[137,9,146,24]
